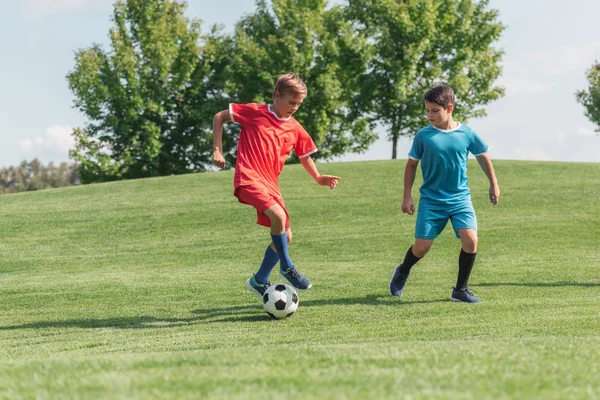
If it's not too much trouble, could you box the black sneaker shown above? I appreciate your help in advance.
[389,265,409,297]
[279,266,312,290]
[451,287,481,303]
[245,275,271,298]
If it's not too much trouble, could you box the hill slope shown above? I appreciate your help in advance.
[1,160,599,399]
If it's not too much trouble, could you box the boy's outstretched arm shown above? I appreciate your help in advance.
[212,109,231,169]
[299,156,341,190]
[476,153,500,205]
[402,159,419,215]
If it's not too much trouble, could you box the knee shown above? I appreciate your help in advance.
[413,242,432,257]
[268,209,287,226]
[462,236,478,253]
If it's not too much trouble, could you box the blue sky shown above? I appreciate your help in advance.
[1,0,599,167]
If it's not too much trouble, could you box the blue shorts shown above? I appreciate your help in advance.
[415,202,477,239]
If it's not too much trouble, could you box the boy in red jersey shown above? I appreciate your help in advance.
[212,73,341,297]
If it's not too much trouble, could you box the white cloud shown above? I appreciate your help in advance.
[497,60,555,97]
[575,127,597,137]
[528,41,600,78]
[497,40,600,99]
[556,128,598,143]
[499,77,554,97]
[19,125,75,161]
[19,137,45,153]
[45,125,76,152]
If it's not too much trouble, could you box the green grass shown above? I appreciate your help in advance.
[1,160,599,399]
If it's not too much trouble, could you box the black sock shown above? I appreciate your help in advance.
[456,249,477,290]
[398,246,421,275]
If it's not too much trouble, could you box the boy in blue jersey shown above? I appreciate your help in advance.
[389,85,500,303]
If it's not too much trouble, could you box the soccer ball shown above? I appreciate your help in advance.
[262,283,299,319]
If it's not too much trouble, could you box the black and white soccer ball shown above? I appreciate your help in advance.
[262,283,299,319]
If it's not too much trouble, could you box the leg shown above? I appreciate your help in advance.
[456,228,478,289]
[452,228,481,303]
[450,206,481,303]
[269,228,292,251]
[254,246,280,285]
[255,229,293,284]
[389,240,432,297]
[396,238,432,275]
[263,205,293,270]
[459,228,478,253]
[264,206,311,290]
[236,187,295,296]
[263,204,287,236]
[390,207,446,297]
[412,238,434,257]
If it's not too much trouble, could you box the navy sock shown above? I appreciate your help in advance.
[254,246,280,284]
[271,232,293,271]
[456,249,477,290]
[398,246,422,275]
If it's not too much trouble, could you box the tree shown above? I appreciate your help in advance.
[576,62,600,133]
[0,160,79,195]
[67,0,216,183]
[214,0,377,164]
[346,0,505,158]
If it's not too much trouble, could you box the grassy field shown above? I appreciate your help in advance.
[0,159,599,399]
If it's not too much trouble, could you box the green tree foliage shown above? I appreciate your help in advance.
[67,0,217,183]
[576,62,600,133]
[215,0,377,163]
[68,0,507,179]
[346,0,505,158]
[0,160,79,195]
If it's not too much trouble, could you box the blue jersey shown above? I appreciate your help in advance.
[408,123,488,208]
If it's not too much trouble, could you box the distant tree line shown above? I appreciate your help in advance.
[0,159,79,195]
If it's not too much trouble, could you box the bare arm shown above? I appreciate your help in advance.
[476,152,500,205]
[212,109,231,169]
[402,159,419,214]
[299,156,341,190]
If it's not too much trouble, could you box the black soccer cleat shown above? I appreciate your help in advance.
[389,264,409,297]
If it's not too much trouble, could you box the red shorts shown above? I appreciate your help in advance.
[234,186,290,228]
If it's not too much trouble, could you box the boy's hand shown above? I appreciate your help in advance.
[402,197,415,215]
[316,175,342,190]
[212,150,225,169]
[489,184,500,205]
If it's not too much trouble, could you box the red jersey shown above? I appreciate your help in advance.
[230,103,317,197]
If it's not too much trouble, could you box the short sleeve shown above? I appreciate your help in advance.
[229,103,260,126]
[408,132,423,160]
[468,129,489,156]
[295,124,318,158]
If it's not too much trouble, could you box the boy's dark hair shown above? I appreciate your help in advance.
[424,85,455,108]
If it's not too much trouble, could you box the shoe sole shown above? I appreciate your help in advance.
[451,297,482,303]
[389,280,404,297]
[245,279,264,299]
[279,271,312,290]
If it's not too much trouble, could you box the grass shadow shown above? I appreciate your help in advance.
[190,295,449,323]
[0,295,450,331]
[300,295,449,307]
[476,281,600,288]
[0,304,263,331]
